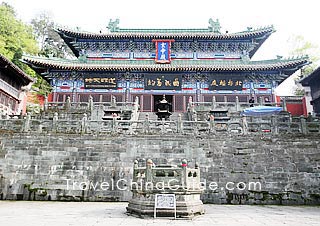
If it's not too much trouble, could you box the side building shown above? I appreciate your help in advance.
[22,19,309,112]
[300,66,320,115]
[0,54,34,116]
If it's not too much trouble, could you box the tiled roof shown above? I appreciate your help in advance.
[22,55,309,73]
[300,66,320,86]
[55,26,275,40]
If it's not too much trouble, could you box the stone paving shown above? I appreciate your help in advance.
[0,201,319,226]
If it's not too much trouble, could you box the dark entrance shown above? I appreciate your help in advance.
[153,95,173,112]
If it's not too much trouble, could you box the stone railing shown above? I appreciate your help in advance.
[189,96,279,113]
[40,96,140,121]
[44,99,137,113]
[0,113,319,135]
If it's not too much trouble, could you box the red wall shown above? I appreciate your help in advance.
[286,103,304,116]
[275,96,307,117]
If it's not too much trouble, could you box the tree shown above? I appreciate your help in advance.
[0,2,38,60]
[31,12,73,58]
[288,35,319,78]
[287,35,320,95]
[0,3,51,96]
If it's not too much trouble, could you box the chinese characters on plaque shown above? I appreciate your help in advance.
[144,75,181,90]
[84,74,118,89]
[208,76,243,91]
[153,39,174,63]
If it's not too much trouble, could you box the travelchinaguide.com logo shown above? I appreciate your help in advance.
[65,179,262,191]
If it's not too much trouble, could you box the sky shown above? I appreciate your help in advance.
[2,0,320,95]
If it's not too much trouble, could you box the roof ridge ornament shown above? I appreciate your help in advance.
[107,19,120,32]
[208,18,221,33]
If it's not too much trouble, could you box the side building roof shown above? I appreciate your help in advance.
[0,54,34,86]
[55,25,275,58]
[22,55,309,84]
[300,66,320,86]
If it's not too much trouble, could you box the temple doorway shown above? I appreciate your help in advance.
[153,95,173,112]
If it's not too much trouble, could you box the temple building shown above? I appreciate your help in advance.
[22,19,309,112]
[0,54,34,116]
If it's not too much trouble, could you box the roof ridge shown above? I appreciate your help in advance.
[55,24,275,36]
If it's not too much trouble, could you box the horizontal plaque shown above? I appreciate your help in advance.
[144,74,181,90]
[84,74,118,89]
[209,76,243,91]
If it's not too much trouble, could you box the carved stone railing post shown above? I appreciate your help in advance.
[44,96,48,112]
[177,114,182,133]
[241,115,248,135]
[146,159,153,183]
[131,96,140,121]
[111,95,116,108]
[235,96,240,112]
[224,95,227,103]
[81,113,88,134]
[65,96,71,111]
[143,114,150,134]
[187,96,194,112]
[209,115,215,134]
[181,159,188,189]
[52,112,58,132]
[23,113,31,132]
[300,115,307,134]
[134,96,139,112]
[271,115,278,134]
[88,95,94,113]
[211,96,216,109]
[112,113,117,133]
[259,97,263,106]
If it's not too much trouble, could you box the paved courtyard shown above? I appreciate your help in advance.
[0,201,319,226]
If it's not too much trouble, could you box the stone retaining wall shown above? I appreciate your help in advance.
[0,132,319,204]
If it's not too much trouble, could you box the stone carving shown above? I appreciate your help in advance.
[127,159,205,218]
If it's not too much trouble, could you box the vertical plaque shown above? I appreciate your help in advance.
[152,39,174,63]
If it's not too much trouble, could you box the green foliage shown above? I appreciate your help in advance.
[288,35,319,78]
[0,3,38,59]
[287,35,320,96]
[0,2,51,95]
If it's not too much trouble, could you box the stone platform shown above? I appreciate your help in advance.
[0,201,319,226]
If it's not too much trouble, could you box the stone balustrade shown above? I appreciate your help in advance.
[0,113,319,135]
[190,99,278,113]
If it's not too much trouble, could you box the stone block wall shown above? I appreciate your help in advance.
[0,132,319,204]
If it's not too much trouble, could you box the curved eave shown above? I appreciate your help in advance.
[249,29,275,58]
[54,28,79,57]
